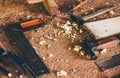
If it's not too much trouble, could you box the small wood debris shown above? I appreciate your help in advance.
[90,6,94,10]
[100,48,107,54]
[72,68,76,73]
[105,2,109,5]
[62,24,72,35]
[26,15,32,20]
[70,34,76,42]
[33,46,37,49]
[45,36,57,41]
[73,45,82,52]
[48,53,54,57]
[47,44,52,47]
[79,29,83,33]
[57,21,72,35]
[68,47,72,50]
[19,75,23,78]
[57,59,64,62]
[79,50,85,56]
[39,40,46,45]
[109,10,115,15]
[56,70,68,76]
[66,21,71,25]
[42,56,46,60]
[31,37,34,40]
[72,22,79,30]
[60,59,64,62]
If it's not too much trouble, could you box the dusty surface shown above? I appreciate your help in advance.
[0,0,120,78]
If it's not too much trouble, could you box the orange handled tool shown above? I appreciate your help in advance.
[21,19,44,29]
[20,19,45,31]
[68,0,88,13]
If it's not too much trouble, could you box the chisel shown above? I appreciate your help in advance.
[70,5,116,26]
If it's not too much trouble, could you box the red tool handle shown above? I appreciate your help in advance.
[21,19,43,29]
[96,36,120,50]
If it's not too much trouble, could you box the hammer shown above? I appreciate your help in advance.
[81,35,120,60]
[27,0,58,16]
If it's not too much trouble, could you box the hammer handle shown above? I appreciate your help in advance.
[96,36,120,50]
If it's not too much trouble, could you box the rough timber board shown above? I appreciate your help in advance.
[96,54,120,71]
[84,17,120,39]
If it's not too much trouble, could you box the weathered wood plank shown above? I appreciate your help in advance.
[84,17,120,39]
[43,0,58,15]
[96,54,120,71]
[26,0,58,15]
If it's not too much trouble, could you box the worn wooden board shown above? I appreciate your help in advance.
[84,16,120,39]
[43,0,58,15]
[27,0,58,15]
[96,54,120,71]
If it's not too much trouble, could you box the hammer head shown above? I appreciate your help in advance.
[81,36,98,60]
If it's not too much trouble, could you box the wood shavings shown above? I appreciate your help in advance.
[68,47,72,50]
[60,59,64,62]
[48,53,54,57]
[79,50,85,56]
[56,70,68,76]
[79,29,83,33]
[57,59,64,62]
[42,56,46,60]
[19,75,23,78]
[47,44,52,47]
[70,34,76,42]
[62,24,72,35]
[72,22,79,30]
[26,15,32,20]
[57,21,72,35]
[90,6,94,10]
[39,40,46,45]
[31,37,34,40]
[45,36,57,41]
[109,10,115,15]
[105,2,109,5]
[66,21,71,25]
[53,38,57,41]
[33,46,37,49]
[100,48,107,54]
[73,45,82,52]
[72,68,76,73]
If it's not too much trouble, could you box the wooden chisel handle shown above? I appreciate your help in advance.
[96,36,120,50]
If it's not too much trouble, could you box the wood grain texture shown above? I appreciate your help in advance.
[84,17,120,39]
[43,0,58,15]
[96,54,120,71]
